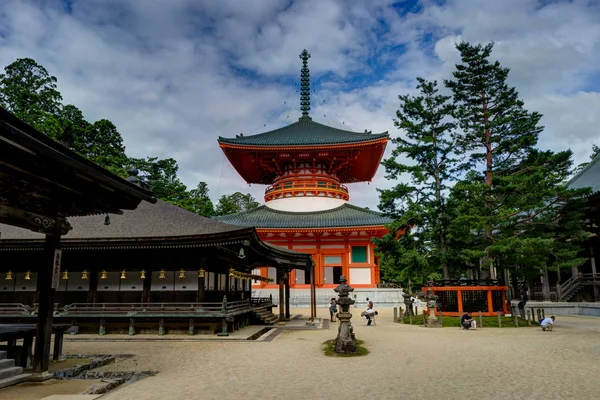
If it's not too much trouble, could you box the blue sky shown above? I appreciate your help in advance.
[1,0,599,209]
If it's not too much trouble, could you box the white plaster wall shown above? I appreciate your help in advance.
[252,288,406,307]
[174,272,199,291]
[350,268,371,284]
[15,272,37,292]
[266,197,347,212]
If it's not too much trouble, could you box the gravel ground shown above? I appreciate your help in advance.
[56,308,600,400]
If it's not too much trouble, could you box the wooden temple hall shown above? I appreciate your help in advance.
[0,107,315,377]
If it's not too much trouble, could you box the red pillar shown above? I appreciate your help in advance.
[487,290,494,315]
[457,289,463,314]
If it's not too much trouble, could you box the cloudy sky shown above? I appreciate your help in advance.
[1,0,599,210]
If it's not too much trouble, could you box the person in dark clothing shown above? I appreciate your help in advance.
[461,311,474,330]
[329,298,337,322]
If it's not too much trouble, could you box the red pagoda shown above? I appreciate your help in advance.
[217,50,391,289]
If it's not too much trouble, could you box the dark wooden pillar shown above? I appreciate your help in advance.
[310,265,316,322]
[87,270,98,303]
[198,271,206,303]
[33,216,63,376]
[142,271,151,303]
[284,271,291,320]
[278,273,285,321]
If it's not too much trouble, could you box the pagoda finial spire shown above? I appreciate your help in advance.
[299,49,311,119]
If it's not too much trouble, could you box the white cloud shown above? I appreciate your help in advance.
[0,0,599,211]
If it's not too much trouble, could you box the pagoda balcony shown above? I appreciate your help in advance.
[264,180,349,202]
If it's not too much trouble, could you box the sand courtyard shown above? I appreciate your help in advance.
[3,307,600,400]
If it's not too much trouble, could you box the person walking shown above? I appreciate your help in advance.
[329,298,338,322]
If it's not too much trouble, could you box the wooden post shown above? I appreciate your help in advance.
[33,217,63,376]
[409,310,413,325]
[393,307,397,322]
[526,310,531,326]
[514,314,519,327]
[128,318,135,336]
[398,307,403,323]
[99,319,106,336]
[52,331,64,360]
[542,309,545,319]
[479,311,483,328]
[142,270,151,303]
[497,311,502,328]
[278,273,285,322]
[198,273,206,303]
[311,265,317,322]
[87,270,98,304]
[440,310,443,328]
[284,271,291,320]
[159,318,165,335]
[189,318,194,336]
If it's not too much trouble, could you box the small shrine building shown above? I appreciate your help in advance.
[217,50,392,289]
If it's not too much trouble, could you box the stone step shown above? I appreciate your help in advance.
[0,351,6,360]
[0,366,24,380]
[0,373,30,389]
[0,358,15,369]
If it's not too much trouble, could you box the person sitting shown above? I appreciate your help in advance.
[540,316,555,331]
[461,311,476,330]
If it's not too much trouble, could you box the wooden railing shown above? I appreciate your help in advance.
[559,273,600,301]
[250,297,273,307]
[264,179,349,201]
[432,279,505,287]
[0,303,32,315]
[60,299,252,317]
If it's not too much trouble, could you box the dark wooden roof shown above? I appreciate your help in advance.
[0,200,242,240]
[214,203,392,229]
[218,116,388,147]
[0,107,156,234]
[0,200,314,270]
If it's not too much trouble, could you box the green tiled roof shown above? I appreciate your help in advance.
[214,203,392,229]
[218,117,388,147]
[567,154,600,195]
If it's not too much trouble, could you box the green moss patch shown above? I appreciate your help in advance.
[322,339,369,357]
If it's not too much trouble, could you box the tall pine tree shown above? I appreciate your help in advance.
[377,78,456,280]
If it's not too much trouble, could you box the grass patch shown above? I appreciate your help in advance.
[322,339,369,357]
[400,314,537,328]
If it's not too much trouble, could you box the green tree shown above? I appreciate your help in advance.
[215,192,260,216]
[378,78,456,279]
[0,58,63,138]
[81,119,128,175]
[58,104,91,152]
[444,42,589,291]
[179,182,215,217]
[129,157,189,204]
[444,42,543,278]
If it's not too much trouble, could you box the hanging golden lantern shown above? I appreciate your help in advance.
[229,268,235,277]
[81,270,89,280]
[198,268,205,278]
[5,271,12,280]
[140,269,146,279]
[100,270,108,279]
[24,271,32,280]
[120,270,127,279]
[61,270,69,280]
[178,269,185,279]
[159,269,166,279]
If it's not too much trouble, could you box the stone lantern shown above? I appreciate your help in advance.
[333,275,358,354]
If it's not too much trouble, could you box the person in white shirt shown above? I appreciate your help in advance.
[540,316,555,331]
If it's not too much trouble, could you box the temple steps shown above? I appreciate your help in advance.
[250,306,279,325]
[0,350,30,389]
